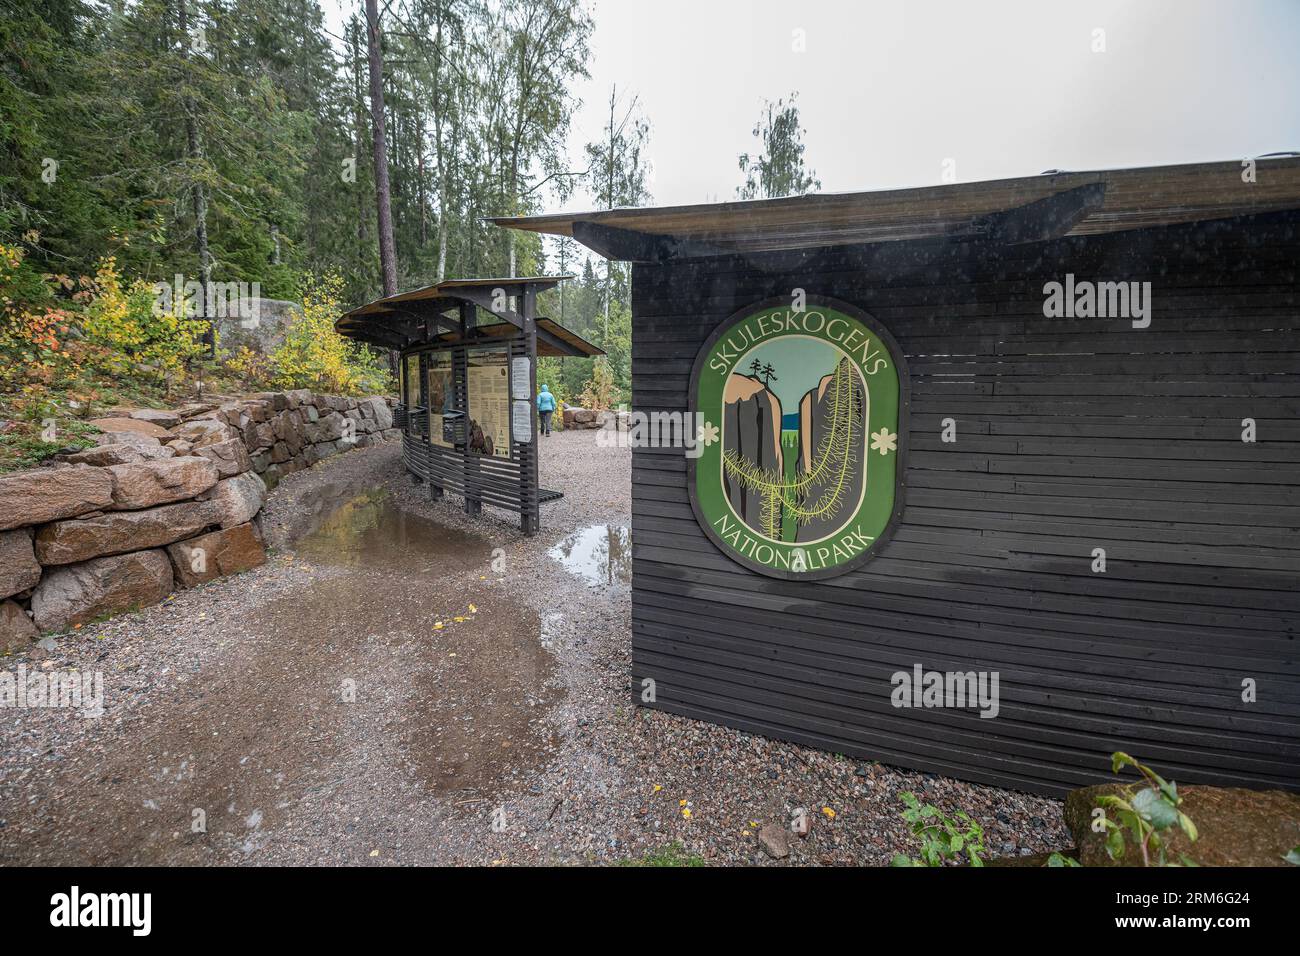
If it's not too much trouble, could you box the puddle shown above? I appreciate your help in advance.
[548,524,631,586]
[279,485,564,797]
[290,486,489,571]
[405,600,561,795]
[2,485,565,863]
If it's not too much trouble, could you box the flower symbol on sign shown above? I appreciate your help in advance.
[697,420,720,447]
[870,427,897,456]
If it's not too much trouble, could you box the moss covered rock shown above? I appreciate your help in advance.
[1065,783,1300,867]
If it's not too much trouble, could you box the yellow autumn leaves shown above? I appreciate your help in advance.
[649,782,838,830]
[432,603,479,631]
[267,272,389,395]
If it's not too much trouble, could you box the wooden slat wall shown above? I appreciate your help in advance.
[403,436,527,513]
[629,209,1300,797]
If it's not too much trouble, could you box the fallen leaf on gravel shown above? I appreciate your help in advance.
[369,849,379,857]
[822,807,837,819]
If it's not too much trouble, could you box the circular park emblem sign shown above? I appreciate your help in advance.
[688,297,907,579]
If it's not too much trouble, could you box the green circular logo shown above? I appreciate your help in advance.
[688,298,906,579]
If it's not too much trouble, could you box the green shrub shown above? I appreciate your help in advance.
[890,791,986,867]
[1094,752,1198,867]
[268,272,391,395]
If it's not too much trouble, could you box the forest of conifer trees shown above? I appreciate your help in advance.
[1,0,659,406]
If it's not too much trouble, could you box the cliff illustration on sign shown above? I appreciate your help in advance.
[720,336,868,543]
[721,374,784,532]
[794,361,866,542]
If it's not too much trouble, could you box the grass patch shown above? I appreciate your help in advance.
[0,416,100,474]
[0,357,253,474]
[617,843,706,867]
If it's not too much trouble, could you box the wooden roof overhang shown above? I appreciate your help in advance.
[336,276,604,358]
[490,156,1300,261]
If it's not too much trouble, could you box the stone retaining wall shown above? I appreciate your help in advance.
[0,391,398,648]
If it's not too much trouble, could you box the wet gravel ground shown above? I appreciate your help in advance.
[0,430,1069,865]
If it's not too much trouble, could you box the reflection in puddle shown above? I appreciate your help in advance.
[549,524,631,586]
[277,484,562,797]
[290,486,488,570]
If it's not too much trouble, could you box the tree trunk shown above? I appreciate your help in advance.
[507,144,519,277]
[416,106,427,247]
[437,216,448,282]
[176,0,214,359]
[431,8,449,282]
[364,0,398,377]
[603,88,615,338]
[364,0,398,299]
[349,19,369,269]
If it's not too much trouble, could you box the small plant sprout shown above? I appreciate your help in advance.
[1094,752,1198,867]
[890,792,985,867]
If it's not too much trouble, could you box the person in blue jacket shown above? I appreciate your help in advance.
[536,383,556,436]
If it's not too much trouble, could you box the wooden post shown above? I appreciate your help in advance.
[420,352,441,496]
[425,353,441,499]
[399,353,418,484]
[458,300,476,515]
[520,285,541,536]
[417,352,428,443]
[397,353,406,431]
[454,339,480,516]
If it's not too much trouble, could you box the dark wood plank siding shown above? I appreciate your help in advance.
[629,209,1300,797]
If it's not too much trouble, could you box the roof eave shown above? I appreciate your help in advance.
[490,156,1300,259]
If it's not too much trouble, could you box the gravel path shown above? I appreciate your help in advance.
[0,430,1069,865]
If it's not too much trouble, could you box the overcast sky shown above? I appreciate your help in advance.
[325,0,1300,212]
[569,0,1300,209]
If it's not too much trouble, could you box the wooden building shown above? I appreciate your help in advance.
[337,276,602,534]
[495,158,1300,796]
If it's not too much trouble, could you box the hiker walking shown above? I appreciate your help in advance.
[536,383,556,437]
